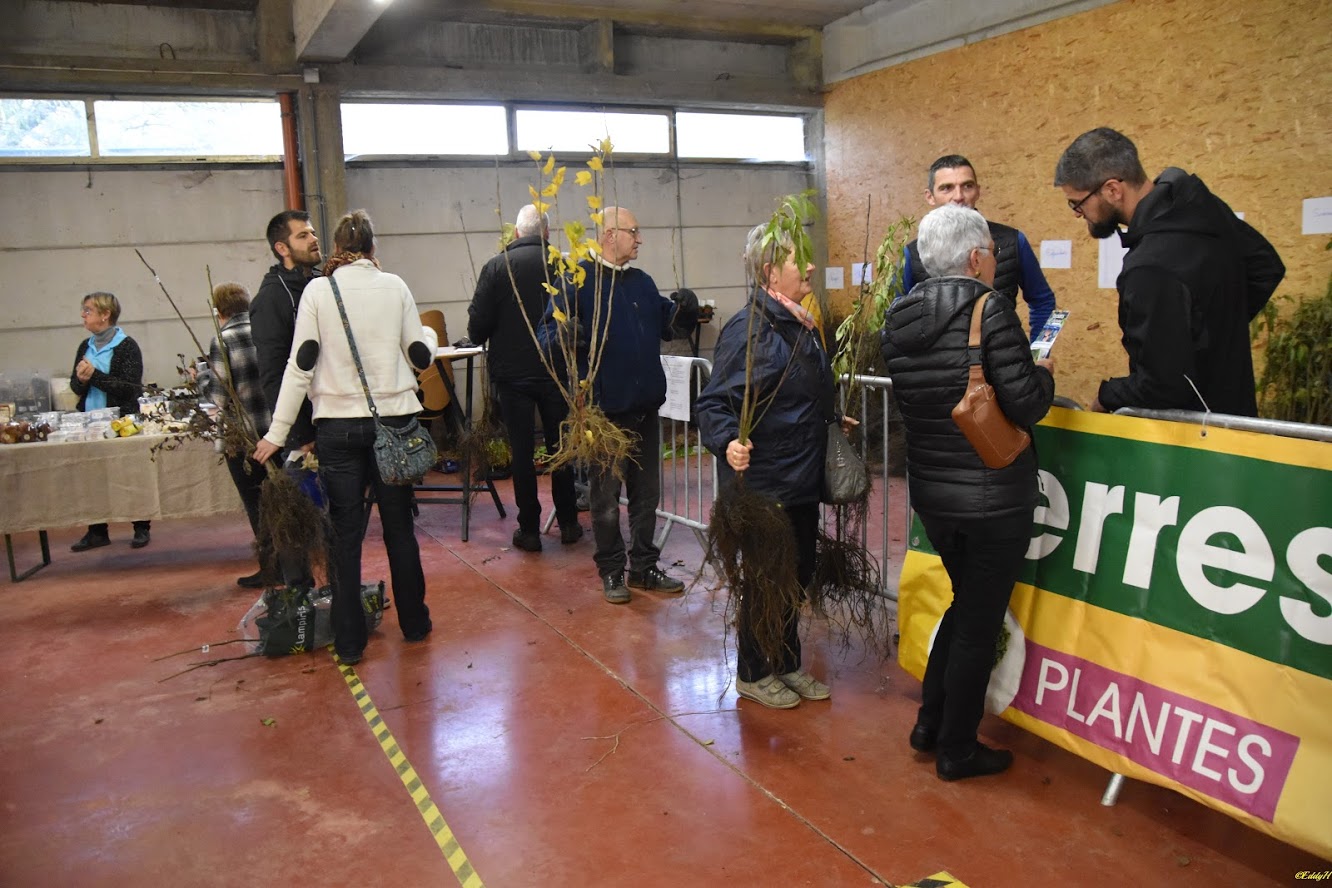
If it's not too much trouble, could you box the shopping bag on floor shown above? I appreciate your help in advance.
[238,581,386,657]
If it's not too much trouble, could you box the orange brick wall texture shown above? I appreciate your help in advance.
[823,0,1332,408]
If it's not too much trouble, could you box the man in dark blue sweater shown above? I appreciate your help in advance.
[540,206,698,604]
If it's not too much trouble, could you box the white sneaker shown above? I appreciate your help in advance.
[736,674,801,709]
[778,669,831,700]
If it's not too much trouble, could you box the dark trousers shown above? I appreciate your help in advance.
[226,451,313,585]
[916,509,1033,757]
[495,378,578,534]
[589,410,661,578]
[737,501,818,682]
[316,416,431,657]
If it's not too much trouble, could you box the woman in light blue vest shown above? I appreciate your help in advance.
[69,291,151,551]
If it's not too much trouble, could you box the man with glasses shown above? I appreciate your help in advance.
[1054,128,1285,416]
[901,155,1057,340]
[540,206,699,604]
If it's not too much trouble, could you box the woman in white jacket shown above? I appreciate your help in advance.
[255,209,436,665]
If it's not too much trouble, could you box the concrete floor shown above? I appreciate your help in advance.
[0,471,1324,887]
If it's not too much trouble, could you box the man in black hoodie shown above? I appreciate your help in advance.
[468,205,581,553]
[251,210,321,450]
[1054,128,1284,416]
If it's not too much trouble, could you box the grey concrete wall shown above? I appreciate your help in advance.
[0,161,809,410]
[0,167,286,397]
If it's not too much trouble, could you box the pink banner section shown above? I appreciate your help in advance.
[1011,641,1299,821]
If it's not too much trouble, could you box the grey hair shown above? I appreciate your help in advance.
[1054,127,1149,190]
[917,204,990,277]
[514,204,549,238]
[743,223,793,286]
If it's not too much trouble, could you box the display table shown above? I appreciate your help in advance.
[419,345,505,541]
[1,434,241,579]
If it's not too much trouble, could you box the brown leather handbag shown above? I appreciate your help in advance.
[951,292,1031,469]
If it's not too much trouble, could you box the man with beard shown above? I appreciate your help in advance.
[252,210,321,451]
[245,210,321,587]
[1054,128,1284,416]
[902,155,1057,340]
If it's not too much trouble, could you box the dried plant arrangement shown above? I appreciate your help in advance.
[135,250,329,584]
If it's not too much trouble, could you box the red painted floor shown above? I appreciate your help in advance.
[0,472,1324,887]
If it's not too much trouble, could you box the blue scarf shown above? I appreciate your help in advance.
[83,327,126,411]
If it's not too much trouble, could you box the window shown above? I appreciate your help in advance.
[93,99,282,157]
[516,109,669,155]
[676,112,806,162]
[342,103,508,157]
[0,98,90,157]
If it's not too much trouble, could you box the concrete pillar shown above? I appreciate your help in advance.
[296,82,345,239]
[256,0,296,70]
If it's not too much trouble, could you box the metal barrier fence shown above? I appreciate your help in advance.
[653,367,910,602]
[837,374,910,602]
[1115,407,1332,443]
[655,357,717,549]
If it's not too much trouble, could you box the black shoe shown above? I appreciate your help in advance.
[626,565,684,593]
[71,532,111,553]
[512,528,542,552]
[404,620,433,643]
[130,528,151,549]
[602,572,630,604]
[237,570,274,589]
[559,523,584,545]
[909,722,938,753]
[936,742,1013,781]
[337,650,363,666]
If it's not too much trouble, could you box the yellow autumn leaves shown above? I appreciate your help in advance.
[526,139,613,303]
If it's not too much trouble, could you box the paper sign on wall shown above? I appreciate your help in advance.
[851,262,871,286]
[1303,197,1332,235]
[825,266,845,290]
[1098,236,1128,289]
[1039,240,1072,269]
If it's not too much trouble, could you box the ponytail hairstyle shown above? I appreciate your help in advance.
[322,208,380,275]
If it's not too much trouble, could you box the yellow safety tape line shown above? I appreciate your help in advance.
[335,651,485,888]
[900,872,970,888]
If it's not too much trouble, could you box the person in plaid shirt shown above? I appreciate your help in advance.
[197,282,277,588]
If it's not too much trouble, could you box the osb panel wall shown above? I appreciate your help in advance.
[824,0,1332,407]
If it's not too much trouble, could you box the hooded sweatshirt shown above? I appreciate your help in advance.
[1101,168,1285,416]
[250,262,320,443]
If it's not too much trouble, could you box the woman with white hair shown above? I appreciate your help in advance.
[881,203,1055,780]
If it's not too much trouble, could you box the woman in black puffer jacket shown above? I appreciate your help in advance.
[882,204,1055,781]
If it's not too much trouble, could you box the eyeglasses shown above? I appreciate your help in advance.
[612,227,640,237]
[80,307,101,316]
[1068,180,1113,214]
[977,244,1000,257]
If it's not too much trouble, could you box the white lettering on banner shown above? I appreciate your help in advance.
[1027,470,1332,646]
[1072,482,1123,573]
[1124,493,1180,589]
[1283,527,1332,644]
[1016,646,1296,819]
[1178,506,1274,614]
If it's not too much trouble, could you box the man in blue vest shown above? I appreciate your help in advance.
[902,155,1057,341]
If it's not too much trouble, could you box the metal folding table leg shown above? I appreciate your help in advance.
[6,531,51,583]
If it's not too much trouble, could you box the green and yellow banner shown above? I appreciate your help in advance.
[898,407,1332,858]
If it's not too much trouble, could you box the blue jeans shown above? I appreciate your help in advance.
[589,410,661,578]
[316,416,431,656]
[916,510,1033,757]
